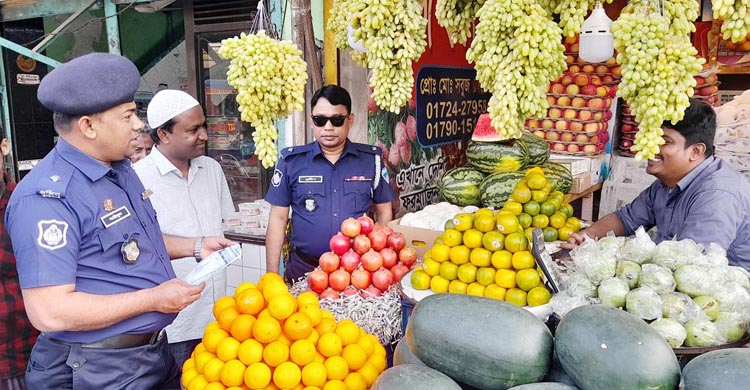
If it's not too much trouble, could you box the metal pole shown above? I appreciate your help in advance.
[104,0,122,54]
[31,0,98,53]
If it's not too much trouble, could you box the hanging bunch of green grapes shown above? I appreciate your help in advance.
[466,0,566,139]
[539,0,614,37]
[435,0,485,46]
[712,0,750,42]
[661,0,700,36]
[219,31,308,168]
[328,0,427,113]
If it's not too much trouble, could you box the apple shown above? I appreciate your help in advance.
[567,144,580,153]
[583,144,598,154]
[566,55,576,64]
[552,143,566,152]
[580,85,597,96]
[602,75,615,83]
[550,82,565,94]
[593,112,603,121]
[547,95,557,106]
[561,73,574,86]
[556,95,572,106]
[595,86,609,97]
[596,64,609,74]
[621,123,634,133]
[541,119,555,129]
[597,131,608,143]
[588,97,604,110]
[533,130,546,139]
[590,135,600,144]
[555,120,569,131]
[694,75,705,86]
[605,57,617,66]
[620,139,633,149]
[583,122,599,134]
[545,131,560,141]
[603,110,613,121]
[564,35,578,45]
[561,132,575,142]
[699,85,718,96]
[568,64,581,74]
[612,66,622,77]
[570,43,579,52]
[575,134,590,143]
[599,122,608,131]
[574,73,590,86]
[563,109,577,119]
[548,107,563,118]
[582,64,595,73]
[705,74,718,84]
[578,110,593,121]
[590,75,602,86]
[566,84,580,95]
[622,106,632,115]
[571,97,586,108]
[569,121,584,132]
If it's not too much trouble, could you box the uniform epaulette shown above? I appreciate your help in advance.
[351,142,381,155]
[32,164,74,199]
[279,144,313,160]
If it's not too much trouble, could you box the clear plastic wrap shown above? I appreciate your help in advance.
[674,264,716,297]
[616,260,642,289]
[714,312,749,343]
[694,243,730,267]
[638,264,677,294]
[550,290,592,317]
[651,238,704,271]
[725,266,750,289]
[650,318,688,348]
[617,227,656,264]
[660,291,708,324]
[597,233,625,254]
[714,282,750,322]
[571,236,617,285]
[684,319,726,348]
[597,277,630,308]
[625,286,663,321]
[563,272,599,298]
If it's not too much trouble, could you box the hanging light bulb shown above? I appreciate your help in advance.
[579,1,614,63]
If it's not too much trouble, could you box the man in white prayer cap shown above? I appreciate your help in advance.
[133,89,236,373]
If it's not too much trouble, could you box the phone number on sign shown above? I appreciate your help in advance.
[424,99,488,120]
[424,117,478,140]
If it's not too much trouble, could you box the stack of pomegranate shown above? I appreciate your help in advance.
[307,216,418,300]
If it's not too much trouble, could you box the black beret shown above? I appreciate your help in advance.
[37,53,141,116]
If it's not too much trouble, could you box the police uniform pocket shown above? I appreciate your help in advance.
[344,181,371,212]
[296,183,325,214]
[97,221,144,270]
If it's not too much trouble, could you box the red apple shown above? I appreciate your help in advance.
[569,122,584,132]
[329,233,351,255]
[361,249,384,272]
[605,57,617,66]
[564,35,578,45]
[581,85,597,96]
[556,96,572,106]
[391,263,410,282]
[541,119,555,129]
[592,112,604,121]
[398,247,418,267]
[367,230,387,251]
[380,247,398,269]
[340,218,361,238]
[561,73,574,86]
[602,75,615,83]
[705,74,718,84]
[563,109,578,120]
[555,120,569,131]
[351,267,372,290]
[621,123,635,133]
[574,73,590,86]
[570,43,579,52]
[550,83,565,94]
[527,119,540,128]
[612,66,622,77]
[547,95,557,106]
[583,144,598,154]
[699,85,718,96]
[545,131,560,141]
[590,135,600,143]
[568,64,581,74]
[575,134,590,143]
[561,132,575,142]
[533,130,546,138]
[571,97,586,108]
[357,215,374,235]
[340,249,361,272]
[590,75,602,86]
[596,86,609,97]
[319,251,340,273]
[319,287,340,300]
[596,65,609,74]
[578,110,593,121]
[588,97,604,110]
[567,144,581,153]
[566,54,576,64]
[583,122,599,134]
[548,108,563,118]
[352,234,371,255]
[387,232,407,252]
[566,84,580,95]
[553,143,566,152]
[308,270,329,293]
[372,269,394,291]
[582,64,595,73]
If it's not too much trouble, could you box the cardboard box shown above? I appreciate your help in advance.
[548,155,591,176]
[589,153,611,184]
[387,218,442,259]
[570,171,593,194]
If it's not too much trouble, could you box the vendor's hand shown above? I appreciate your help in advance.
[151,279,204,313]
[201,236,237,259]
[559,231,592,251]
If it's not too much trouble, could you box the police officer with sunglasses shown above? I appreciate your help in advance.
[265,85,396,282]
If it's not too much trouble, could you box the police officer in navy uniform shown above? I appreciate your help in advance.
[265,85,396,282]
[5,53,234,389]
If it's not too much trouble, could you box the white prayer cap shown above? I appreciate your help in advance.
[147,89,200,129]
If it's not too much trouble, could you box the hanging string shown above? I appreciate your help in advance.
[251,0,278,39]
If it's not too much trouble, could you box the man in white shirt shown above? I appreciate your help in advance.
[133,89,235,374]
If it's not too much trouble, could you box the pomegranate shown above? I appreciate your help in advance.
[319,287,340,300]
[361,250,384,272]
[390,263,410,282]
[380,247,398,269]
[341,286,359,297]
[357,215,375,235]
[329,233,351,255]
[340,217,361,238]
[381,225,394,237]
[307,269,328,293]
[372,268,394,291]
[361,285,382,298]
[350,267,372,290]
[367,230,387,251]
[387,232,407,252]
[329,269,351,291]
[340,250,361,273]
[352,234,372,255]
[318,251,340,273]
[398,247,418,267]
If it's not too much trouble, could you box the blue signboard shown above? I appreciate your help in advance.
[415,65,491,147]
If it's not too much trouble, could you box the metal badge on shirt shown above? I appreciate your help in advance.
[100,206,132,228]
[121,237,140,264]
[305,198,317,212]
[37,219,69,250]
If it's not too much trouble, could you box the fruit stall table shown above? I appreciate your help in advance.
[564,182,603,221]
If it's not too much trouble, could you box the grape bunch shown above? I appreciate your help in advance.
[538,0,614,37]
[329,0,427,113]
[219,31,308,168]
[466,0,566,140]
[612,3,704,160]
[712,0,750,43]
[661,0,700,36]
[435,0,486,46]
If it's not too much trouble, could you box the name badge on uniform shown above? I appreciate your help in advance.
[299,176,323,183]
[37,220,69,250]
[121,237,140,264]
[305,198,317,212]
[100,206,131,228]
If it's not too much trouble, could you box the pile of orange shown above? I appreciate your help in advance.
[182,273,387,390]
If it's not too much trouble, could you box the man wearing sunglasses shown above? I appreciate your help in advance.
[265,85,396,282]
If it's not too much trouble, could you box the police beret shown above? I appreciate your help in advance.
[37,53,141,116]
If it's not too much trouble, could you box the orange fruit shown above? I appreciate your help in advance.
[290,339,317,366]
[481,231,504,252]
[422,258,440,276]
[284,312,313,341]
[268,293,297,321]
[484,284,507,300]
[322,380,347,390]
[518,213,533,229]
[324,356,349,381]
[527,286,552,306]
[457,263,478,284]
[531,189,548,203]
[526,172,547,190]
[306,328,320,345]
[301,361,328,387]
[186,374,209,390]
[475,267,496,287]
[491,250,513,269]
[236,288,266,315]
[540,201,557,216]
[451,213,474,231]
[523,201,541,216]
[430,243,451,262]
[204,382,227,390]
[516,268,542,291]
[542,227,559,242]
[213,296,238,320]
[341,344,368,370]
[276,332,292,347]
[183,357,195,372]
[462,229,484,249]
[510,186,532,203]
[238,339,264,365]
[230,314,256,342]
[473,213,496,232]
[317,333,343,357]
[429,275,450,293]
[357,362,379,386]
[448,279,468,294]
[448,245,471,265]
[502,201,524,216]
[367,352,387,372]
[273,361,302,389]
[233,281,257,299]
[439,261,459,281]
[194,350,216,374]
[356,334,376,357]
[315,317,337,335]
[410,268,430,291]
[262,340,289,367]
[217,337,241,362]
[469,247,492,267]
[244,362,272,389]
[205,321,221,333]
[495,213,519,234]
[261,280,289,301]
[557,226,575,241]
[495,268,517,289]
[511,251,536,270]
[441,228,463,247]
[504,232,528,253]
[252,316,282,344]
[343,372,368,390]
[182,367,199,389]
[335,320,361,345]
[257,272,285,291]
[505,288,527,307]
[220,359,246,388]
[296,291,319,307]
[203,329,229,354]
[218,306,241,332]
[549,212,567,229]
[204,357,225,382]
[298,303,322,326]
[466,282,485,297]
[532,214,549,229]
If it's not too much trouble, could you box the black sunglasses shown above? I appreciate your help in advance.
[311,115,349,127]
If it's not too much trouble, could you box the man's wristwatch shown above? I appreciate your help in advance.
[194,237,204,262]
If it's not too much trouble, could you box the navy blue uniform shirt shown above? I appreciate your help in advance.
[265,140,396,258]
[5,138,177,343]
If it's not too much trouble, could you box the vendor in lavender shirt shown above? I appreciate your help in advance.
[564,99,750,269]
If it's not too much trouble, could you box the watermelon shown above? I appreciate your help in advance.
[682,348,750,390]
[540,162,573,194]
[555,305,681,390]
[507,383,580,390]
[393,338,425,366]
[438,167,485,206]
[406,294,553,389]
[466,140,529,173]
[519,131,550,166]
[372,364,462,390]
[479,171,525,208]
[471,113,502,142]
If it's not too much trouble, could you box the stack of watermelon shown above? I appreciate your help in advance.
[438,114,573,208]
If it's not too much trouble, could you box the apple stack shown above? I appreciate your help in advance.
[307,216,418,300]
[694,73,721,107]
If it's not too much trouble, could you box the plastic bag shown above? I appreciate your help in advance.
[650,318,687,348]
[651,238,704,271]
[674,264,716,297]
[725,266,750,289]
[694,243,729,267]
[571,236,616,285]
[597,233,625,254]
[550,290,592,317]
[638,264,677,294]
[714,312,749,343]
[660,291,708,324]
[597,277,630,308]
[625,286,663,321]
[617,227,656,264]
[714,282,750,322]
[563,272,599,298]
[616,260,642,289]
[684,319,726,347]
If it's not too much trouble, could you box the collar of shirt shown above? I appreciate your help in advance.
[310,139,356,161]
[55,137,131,181]
[150,145,205,177]
[674,156,716,194]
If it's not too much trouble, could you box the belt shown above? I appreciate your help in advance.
[292,247,319,267]
[47,330,165,349]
